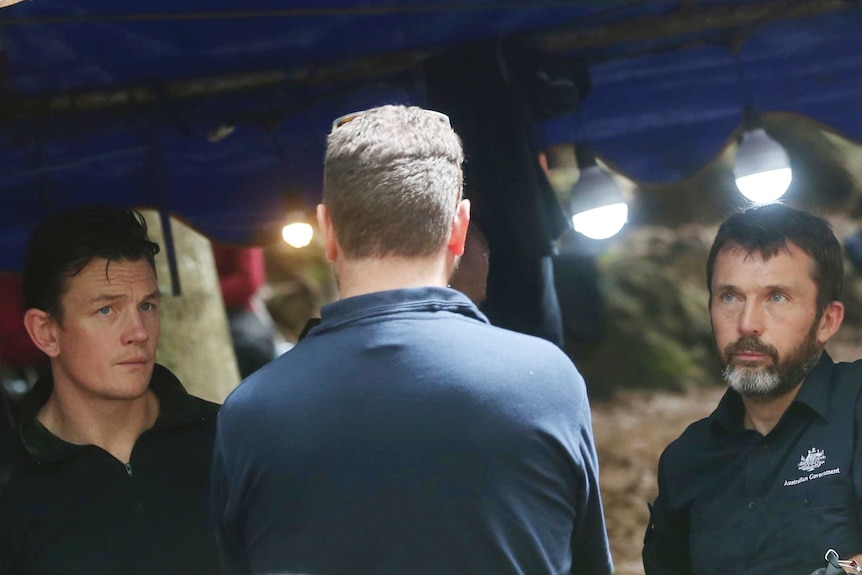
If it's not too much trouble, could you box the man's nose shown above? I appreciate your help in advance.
[738,301,764,336]
[122,310,150,345]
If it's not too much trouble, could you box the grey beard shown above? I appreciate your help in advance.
[724,365,787,399]
[722,350,821,400]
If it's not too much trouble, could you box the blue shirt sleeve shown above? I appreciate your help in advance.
[211,417,251,575]
[569,377,614,575]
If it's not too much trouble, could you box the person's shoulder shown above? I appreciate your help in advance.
[0,430,26,494]
[474,321,572,360]
[153,364,221,411]
[831,357,862,380]
[824,358,862,400]
[185,394,221,418]
[658,415,715,472]
[459,324,588,404]
[446,322,577,385]
[667,413,714,446]
[218,359,279,416]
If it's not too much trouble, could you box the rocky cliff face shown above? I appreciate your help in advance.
[564,225,721,397]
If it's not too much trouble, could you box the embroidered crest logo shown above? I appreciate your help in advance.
[798,448,827,472]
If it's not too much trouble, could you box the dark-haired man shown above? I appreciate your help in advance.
[643,203,862,575]
[212,105,612,575]
[0,205,220,575]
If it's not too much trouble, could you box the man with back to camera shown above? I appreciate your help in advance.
[0,205,220,575]
[211,105,613,575]
[643,203,862,575]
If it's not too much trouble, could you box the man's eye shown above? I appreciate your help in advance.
[140,302,155,312]
[97,306,111,315]
[770,293,785,302]
[721,293,735,302]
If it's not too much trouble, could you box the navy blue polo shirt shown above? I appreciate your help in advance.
[644,352,862,575]
[213,287,613,575]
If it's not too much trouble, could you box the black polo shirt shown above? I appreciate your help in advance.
[0,364,220,575]
[644,352,862,575]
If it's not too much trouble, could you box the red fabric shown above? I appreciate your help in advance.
[0,273,48,367]
[212,245,266,311]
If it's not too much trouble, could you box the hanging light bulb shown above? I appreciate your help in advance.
[572,199,628,241]
[281,211,313,248]
[569,148,628,241]
[726,46,792,204]
[733,128,792,204]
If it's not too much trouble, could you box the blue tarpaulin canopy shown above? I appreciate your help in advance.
[2,0,861,271]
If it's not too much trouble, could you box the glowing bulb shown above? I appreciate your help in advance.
[735,168,792,204]
[572,202,628,240]
[282,222,313,248]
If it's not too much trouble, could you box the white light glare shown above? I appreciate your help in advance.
[735,168,792,204]
[281,222,314,248]
[572,202,628,240]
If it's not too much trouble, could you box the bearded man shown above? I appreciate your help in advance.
[643,203,862,575]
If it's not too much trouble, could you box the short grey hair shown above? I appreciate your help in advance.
[323,105,464,258]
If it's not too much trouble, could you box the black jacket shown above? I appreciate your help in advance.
[0,364,220,575]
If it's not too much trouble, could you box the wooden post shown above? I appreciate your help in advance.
[141,210,240,403]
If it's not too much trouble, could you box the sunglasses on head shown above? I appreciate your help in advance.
[331,109,451,132]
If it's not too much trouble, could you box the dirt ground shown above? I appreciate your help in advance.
[591,386,725,575]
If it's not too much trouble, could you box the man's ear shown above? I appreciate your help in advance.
[816,300,845,346]
[316,204,339,263]
[24,308,60,358]
[448,199,471,257]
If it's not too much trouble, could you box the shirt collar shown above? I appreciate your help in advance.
[309,286,488,337]
[791,350,834,420]
[709,351,835,433]
[19,364,216,464]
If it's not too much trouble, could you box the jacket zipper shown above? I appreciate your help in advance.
[125,462,133,477]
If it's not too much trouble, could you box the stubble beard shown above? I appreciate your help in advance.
[721,322,822,400]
